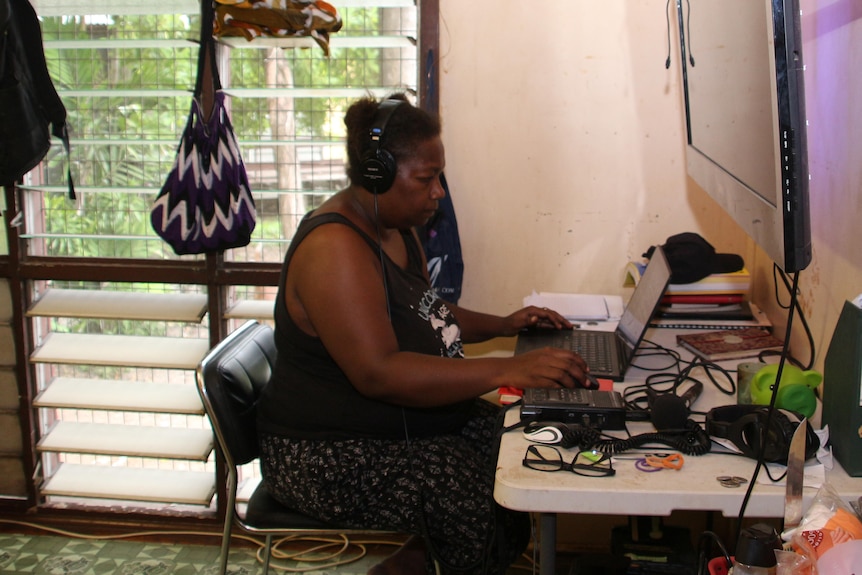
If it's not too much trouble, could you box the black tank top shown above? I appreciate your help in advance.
[257,212,472,440]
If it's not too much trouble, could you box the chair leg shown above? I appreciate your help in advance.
[217,515,233,575]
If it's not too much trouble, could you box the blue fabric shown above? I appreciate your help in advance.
[421,172,464,304]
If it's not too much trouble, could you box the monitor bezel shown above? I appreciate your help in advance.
[678,0,811,273]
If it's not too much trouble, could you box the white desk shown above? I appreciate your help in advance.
[493,328,862,575]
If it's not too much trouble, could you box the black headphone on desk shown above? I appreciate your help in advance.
[358,99,404,194]
[705,404,820,464]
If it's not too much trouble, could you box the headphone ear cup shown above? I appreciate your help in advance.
[729,412,765,460]
[775,409,821,461]
[358,99,403,194]
[764,410,799,463]
[359,148,397,194]
[731,408,813,464]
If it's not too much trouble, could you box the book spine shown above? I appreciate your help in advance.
[660,294,745,305]
[665,285,749,296]
[650,322,761,330]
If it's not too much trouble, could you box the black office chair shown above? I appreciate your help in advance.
[196,320,395,575]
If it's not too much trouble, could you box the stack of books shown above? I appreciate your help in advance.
[625,261,770,330]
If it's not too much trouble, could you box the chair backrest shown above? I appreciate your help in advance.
[196,320,277,467]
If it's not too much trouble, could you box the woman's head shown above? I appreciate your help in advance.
[345,94,442,193]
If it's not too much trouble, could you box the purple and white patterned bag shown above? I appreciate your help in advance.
[150,1,255,255]
[150,91,256,255]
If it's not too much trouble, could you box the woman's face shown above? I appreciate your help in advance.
[384,136,446,229]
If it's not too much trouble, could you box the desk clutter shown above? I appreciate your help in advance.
[510,242,862,573]
[509,340,862,573]
[626,232,775,331]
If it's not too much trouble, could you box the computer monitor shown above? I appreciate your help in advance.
[677,0,811,272]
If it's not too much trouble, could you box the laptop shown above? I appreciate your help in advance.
[514,245,671,381]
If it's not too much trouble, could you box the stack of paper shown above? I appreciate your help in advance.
[522,292,624,322]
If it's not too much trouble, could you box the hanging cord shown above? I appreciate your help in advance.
[733,270,803,542]
[758,263,815,371]
[401,406,490,574]
[684,0,695,66]
[665,0,695,69]
[372,192,391,319]
[664,0,673,69]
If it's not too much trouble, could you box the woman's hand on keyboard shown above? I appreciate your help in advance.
[503,347,592,390]
[500,306,574,336]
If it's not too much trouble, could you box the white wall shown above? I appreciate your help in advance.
[437,0,752,315]
[439,0,862,368]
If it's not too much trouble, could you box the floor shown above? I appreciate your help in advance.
[0,531,550,575]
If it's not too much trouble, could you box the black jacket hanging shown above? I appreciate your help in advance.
[0,0,73,196]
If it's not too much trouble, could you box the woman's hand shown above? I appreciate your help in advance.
[499,306,573,336]
[501,347,593,390]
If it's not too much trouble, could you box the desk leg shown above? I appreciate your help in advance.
[540,512,557,575]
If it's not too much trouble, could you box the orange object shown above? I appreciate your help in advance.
[644,453,684,470]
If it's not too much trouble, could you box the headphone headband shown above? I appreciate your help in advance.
[369,99,402,148]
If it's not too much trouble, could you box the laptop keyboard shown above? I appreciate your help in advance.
[558,331,614,372]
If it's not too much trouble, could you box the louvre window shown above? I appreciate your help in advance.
[1,0,432,514]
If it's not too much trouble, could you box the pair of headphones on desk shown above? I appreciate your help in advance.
[706,404,820,464]
[358,99,404,194]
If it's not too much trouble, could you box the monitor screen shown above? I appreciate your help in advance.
[678,0,811,272]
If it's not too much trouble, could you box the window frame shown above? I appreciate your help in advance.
[0,0,439,521]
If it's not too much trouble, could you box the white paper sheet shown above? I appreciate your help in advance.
[523,291,625,321]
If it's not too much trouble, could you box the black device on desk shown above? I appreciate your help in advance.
[520,387,627,430]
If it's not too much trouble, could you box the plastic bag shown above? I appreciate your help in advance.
[786,482,862,569]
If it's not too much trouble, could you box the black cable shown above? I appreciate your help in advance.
[684,0,695,66]
[696,530,732,575]
[372,193,391,320]
[768,263,816,371]
[664,0,673,69]
[734,270,802,542]
[631,339,685,373]
[401,406,488,574]
[623,341,735,421]
[666,0,696,69]
[589,420,712,456]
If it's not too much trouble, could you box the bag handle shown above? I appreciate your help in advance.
[194,0,221,115]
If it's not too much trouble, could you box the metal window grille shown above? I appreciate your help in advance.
[26,0,418,262]
[15,0,422,512]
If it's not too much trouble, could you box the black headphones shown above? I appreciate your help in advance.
[358,99,404,194]
[705,404,820,464]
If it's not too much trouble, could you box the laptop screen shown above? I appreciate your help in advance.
[617,246,671,350]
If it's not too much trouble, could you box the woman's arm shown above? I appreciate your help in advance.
[287,224,589,408]
[408,228,572,343]
[448,304,573,343]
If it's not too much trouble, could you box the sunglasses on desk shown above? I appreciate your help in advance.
[522,445,616,477]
